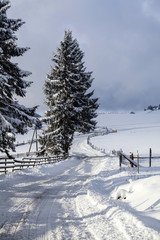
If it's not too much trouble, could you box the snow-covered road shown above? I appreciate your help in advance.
[0,134,160,239]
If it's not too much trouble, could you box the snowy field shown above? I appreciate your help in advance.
[95,110,160,157]
[0,111,160,239]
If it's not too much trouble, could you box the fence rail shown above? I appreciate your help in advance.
[0,154,68,174]
[117,148,160,167]
[118,147,160,173]
[87,127,115,154]
[118,152,137,167]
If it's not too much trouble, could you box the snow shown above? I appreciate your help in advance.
[0,111,160,239]
[7,132,14,138]
[94,110,160,156]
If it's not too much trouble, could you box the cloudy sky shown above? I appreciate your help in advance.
[8,0,160,113]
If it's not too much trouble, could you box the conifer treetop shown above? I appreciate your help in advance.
[0,0,38,156]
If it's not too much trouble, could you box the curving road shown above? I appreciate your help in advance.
[0,135,160,239]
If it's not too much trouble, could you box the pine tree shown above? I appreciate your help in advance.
[39,30,99,156]
[0,0,38,157]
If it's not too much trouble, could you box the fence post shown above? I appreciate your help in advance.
[5,159,7,174]
[137,151,139,174]
[119,154,122,167]
[35,127,38,153]
[149,148,152,167]
[28,127,36,154]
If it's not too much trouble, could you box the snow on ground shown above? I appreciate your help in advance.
[0,111,160,239]
[95,110,160,156]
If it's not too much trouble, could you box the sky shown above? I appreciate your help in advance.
[7,0,160,114]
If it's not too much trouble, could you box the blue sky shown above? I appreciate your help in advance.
[8,0,160,113]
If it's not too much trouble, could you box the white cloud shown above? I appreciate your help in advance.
[142,0,160,22]
[6,0,160,111]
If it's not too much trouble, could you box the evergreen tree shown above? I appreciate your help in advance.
[0,0,38,157]
[39,30,99,156]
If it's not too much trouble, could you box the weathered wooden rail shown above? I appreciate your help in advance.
[118,152,137,167]
[0,155,68,174]
[118,147,160,169]
[0,158,15,174]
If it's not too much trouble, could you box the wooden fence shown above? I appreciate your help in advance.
[0,154,68,174]
[118,152,138,168]
[132,148,160,167]
[118,148,160,173]
[87,127,117,154]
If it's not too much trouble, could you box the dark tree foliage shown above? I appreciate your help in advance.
[39,30,99,156]
[0,0,38,157]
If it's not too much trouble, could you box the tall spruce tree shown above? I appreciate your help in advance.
[39,30,99,156]
[0,0,37,157]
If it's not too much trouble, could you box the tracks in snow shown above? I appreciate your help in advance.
[0,134,160,239]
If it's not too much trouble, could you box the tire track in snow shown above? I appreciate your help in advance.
[0,197,34,240]
[52,194,95,240]
[75,192,125,240]
[26,192,50,240]
[0,176,63,240]
[22,177,67,239]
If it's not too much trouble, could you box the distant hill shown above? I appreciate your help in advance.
[144,105,160,111]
